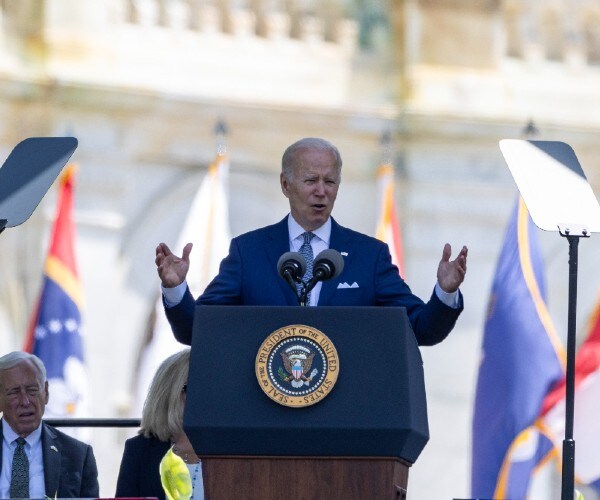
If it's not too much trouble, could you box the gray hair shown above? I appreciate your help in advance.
[281,137,342,182]
[139,348,191,442]
[0,351,47,388]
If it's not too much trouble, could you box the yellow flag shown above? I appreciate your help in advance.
[159,447,192,500]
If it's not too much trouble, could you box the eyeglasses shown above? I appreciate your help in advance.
[182,384,187,394]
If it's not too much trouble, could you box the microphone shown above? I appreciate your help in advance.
[277,252,307,292]
[312,249,344,281]
[304,249,344,296]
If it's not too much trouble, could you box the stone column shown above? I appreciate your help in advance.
[2,0,46,70]
[415,0,503,68]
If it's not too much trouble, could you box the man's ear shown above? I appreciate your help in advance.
[280,172,290,198]
[44,380,49,405]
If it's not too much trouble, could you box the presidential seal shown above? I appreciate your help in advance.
[255,324,339,408]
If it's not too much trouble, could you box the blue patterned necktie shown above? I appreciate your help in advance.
[10,437,29,499]
[297,231,314,303]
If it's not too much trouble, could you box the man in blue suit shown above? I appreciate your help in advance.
[156,137,468,346]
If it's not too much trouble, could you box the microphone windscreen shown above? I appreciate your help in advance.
[313,249,344,279]
[277,251,307,277]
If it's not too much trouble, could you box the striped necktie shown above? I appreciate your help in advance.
[297,231,314,303]
[10,437,29,498]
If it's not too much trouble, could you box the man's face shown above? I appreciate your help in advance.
[0,361,48,437]
[280,148,340,231]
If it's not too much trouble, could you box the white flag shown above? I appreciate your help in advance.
[133,152,231,414]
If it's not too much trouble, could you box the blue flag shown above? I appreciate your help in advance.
[24,166,89,419]
[471,197,565,498]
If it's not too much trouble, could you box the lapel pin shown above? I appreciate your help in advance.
[50,445,58,452]
[341,252,348,256]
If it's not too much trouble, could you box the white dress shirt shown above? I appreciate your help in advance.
[287,215,330,306]
[0,419,45,499]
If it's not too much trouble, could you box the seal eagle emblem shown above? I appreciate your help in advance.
[255,324,339,408]
[280,346,317,388]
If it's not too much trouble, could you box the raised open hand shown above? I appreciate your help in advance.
[436,243,468,293]
[155,242,193,288]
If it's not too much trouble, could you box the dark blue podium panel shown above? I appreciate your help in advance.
[184,306,429,463]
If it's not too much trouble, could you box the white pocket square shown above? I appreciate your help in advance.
[337,282,359,289]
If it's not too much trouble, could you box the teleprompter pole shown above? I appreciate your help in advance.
[498,139,600,499]
[559,227,587,500]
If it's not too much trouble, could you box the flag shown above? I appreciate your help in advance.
[375,162,405,277]
[23,164,90,421]
[133,150,231,414]
[539,297,600,491]
[471,197,566,498]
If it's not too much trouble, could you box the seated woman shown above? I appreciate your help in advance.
[116,348,203,500]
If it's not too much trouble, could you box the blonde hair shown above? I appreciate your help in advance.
[139,348,190,442]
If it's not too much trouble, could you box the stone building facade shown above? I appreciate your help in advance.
[0,0,599,497]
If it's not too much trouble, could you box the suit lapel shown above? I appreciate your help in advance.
[264,216,300,305]
[0,421,3,476]
[318,218,352,305]
[42,423,61,497]
[262,216,354,306]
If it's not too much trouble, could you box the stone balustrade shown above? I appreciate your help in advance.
[503,0,600,66]
[1,1,599,68]
[120,0,352,44]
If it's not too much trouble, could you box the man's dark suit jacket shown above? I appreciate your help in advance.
[166,216,463,346]
[0,420,99,498]
[115,434,170,500]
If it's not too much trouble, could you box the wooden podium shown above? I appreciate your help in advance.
[202,457,410,500]
[184,306,429,500]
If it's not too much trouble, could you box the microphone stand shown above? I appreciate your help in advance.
[299,276,322,307]
[299,286,308,307]
[288,250,343,307]
[298,279,314,307]
[281,269,298,293]
[281,271,308,306]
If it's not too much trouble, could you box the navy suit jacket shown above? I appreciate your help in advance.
[166,216,463,346]
[0,420,99,498]
[115,434,170,500]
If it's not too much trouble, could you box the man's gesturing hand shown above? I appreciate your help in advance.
[155,242,193,288]
[437,243,468,293]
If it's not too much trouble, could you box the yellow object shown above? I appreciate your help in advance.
[575,489,585,500]
[159,447,192,500]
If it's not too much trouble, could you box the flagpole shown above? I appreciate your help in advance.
[560,230,585,500]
